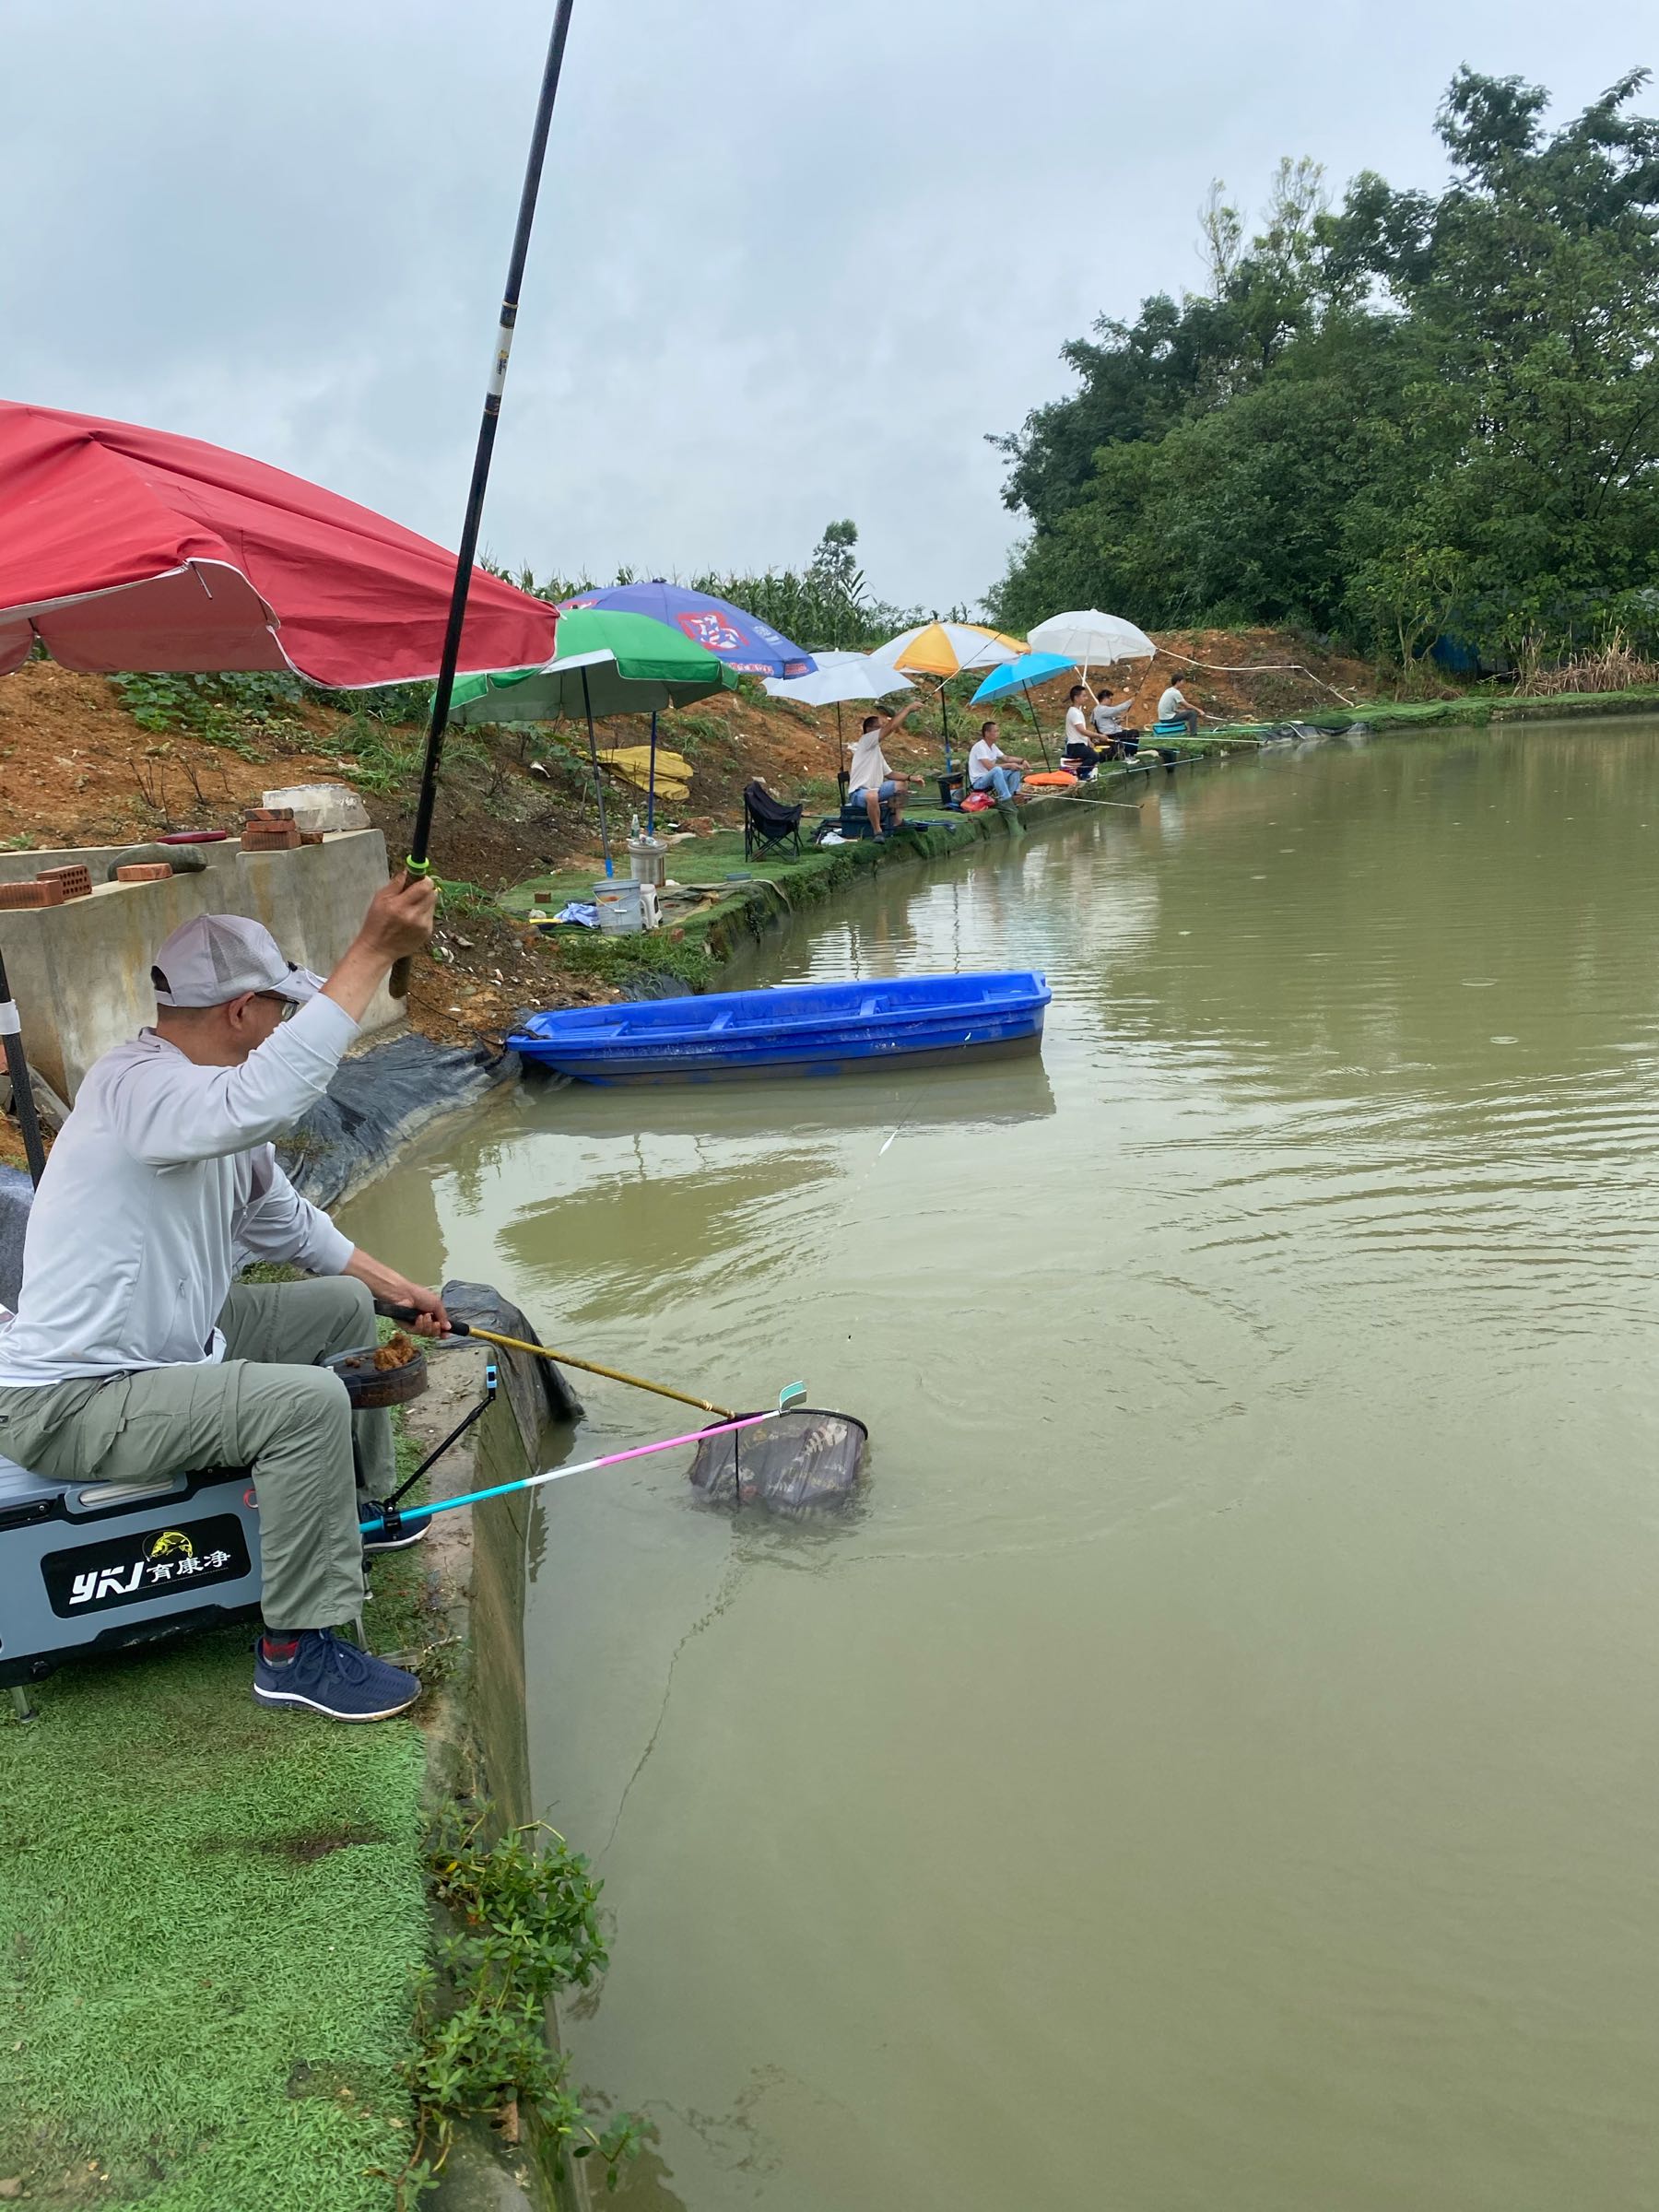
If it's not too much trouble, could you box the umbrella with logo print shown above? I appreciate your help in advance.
[557,582,809,829]
[559,581,815,680]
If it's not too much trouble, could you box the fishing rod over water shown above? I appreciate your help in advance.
[390,0,577,999]
[376,1300,736,1419]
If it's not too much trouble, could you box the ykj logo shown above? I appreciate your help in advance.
[73,1558,147,1606]
[45,1512,252,1618]
[69,1530,195,1604]
[65,1526,236,1606]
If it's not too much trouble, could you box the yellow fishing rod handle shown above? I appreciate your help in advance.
[466,1324,735,1421]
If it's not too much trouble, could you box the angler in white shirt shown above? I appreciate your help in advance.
[0,881,450,1723]
[1062,684,1102,778]
[846,697,922,838]
[967,719,1031,803]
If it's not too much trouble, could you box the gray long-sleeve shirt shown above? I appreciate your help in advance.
[0,994,358,1385]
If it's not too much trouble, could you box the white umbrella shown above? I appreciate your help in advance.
[766,653,918,799]
[763,653,915,706]
[1028,609,1158,665]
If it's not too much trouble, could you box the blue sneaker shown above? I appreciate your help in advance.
[253,1630,421,1722]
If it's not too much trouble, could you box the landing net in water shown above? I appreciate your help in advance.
[688,1408,868,1515]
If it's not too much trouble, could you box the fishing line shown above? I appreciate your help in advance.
[1156,645,1358,707]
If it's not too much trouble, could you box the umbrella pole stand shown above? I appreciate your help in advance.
[1023,683,1051,770]
[0,949,46,1184]
[583,670,614,876]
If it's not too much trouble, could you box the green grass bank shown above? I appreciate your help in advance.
[0,1333,569,2212]
[0,1568,432,2210]
[1211,681,1659,740]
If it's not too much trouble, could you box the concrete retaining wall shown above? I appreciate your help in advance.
[0,829,398,1099]
[407,1336,579,2212]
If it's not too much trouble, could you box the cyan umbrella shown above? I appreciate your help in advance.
[451,609,735,871]
[971,651,1077,767]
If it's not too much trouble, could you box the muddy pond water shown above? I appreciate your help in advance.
[340,722,1659,2210]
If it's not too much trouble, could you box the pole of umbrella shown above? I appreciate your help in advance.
[583,668,614,876]
[646,708,658,839]
[390,0,578,999]
[0,948,47,1185]
[1022,683,1051,770]
[938,680,953,775]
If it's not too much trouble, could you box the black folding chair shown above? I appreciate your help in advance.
[744,779,804,861]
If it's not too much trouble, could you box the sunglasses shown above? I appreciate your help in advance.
[253,992,298,1022]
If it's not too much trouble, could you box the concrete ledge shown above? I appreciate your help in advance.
[404,1336,582,2211]
[0,829,397,1098]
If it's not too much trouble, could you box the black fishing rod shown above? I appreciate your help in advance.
[390,0,577,999]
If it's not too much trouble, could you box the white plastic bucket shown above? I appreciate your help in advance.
[593,878,644,935]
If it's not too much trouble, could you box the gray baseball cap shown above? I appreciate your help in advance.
[150,913,324,1009]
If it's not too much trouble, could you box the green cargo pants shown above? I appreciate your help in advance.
[0,1278,394,1630]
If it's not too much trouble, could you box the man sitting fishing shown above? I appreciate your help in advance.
[846,697,921,838]
[1157,677,1200,736]
[968,719,1030,802]
[0,877,448,1724]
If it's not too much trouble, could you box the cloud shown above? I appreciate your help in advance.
[5,0,1653,612]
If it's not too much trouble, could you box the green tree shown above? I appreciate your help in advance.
[990,68,1659,670]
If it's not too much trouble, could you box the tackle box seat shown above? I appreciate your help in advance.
[0,1454,65,1512]
[0,1453,191,1516]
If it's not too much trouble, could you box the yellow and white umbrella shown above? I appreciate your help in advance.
[872,620,1026,677]
[870,621,1026,767]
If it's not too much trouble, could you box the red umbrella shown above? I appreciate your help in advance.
[0,400,558,686]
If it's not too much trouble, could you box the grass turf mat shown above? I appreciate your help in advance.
[0,1619,429,2209]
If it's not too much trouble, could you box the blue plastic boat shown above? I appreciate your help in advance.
[509,971,1051,1085]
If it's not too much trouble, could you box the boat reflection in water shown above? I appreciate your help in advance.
[523,1043,1057,1142]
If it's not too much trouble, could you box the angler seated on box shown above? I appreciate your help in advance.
[846,699,923,840]
[968,720,1030,803]
[0,883,453,1724]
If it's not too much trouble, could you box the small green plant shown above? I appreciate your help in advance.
[432,876,497,920]
[661,710,729,757]
[399,1806,644,2195]
[313,678,433,726]
[559,928,720,995]
[329,710,422,794]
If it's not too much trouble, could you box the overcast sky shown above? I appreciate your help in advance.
[5,0,1653,616]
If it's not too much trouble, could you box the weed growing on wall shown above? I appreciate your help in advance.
[394,1805,644,2199]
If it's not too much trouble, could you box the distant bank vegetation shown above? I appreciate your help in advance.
[985,68,1659,681]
